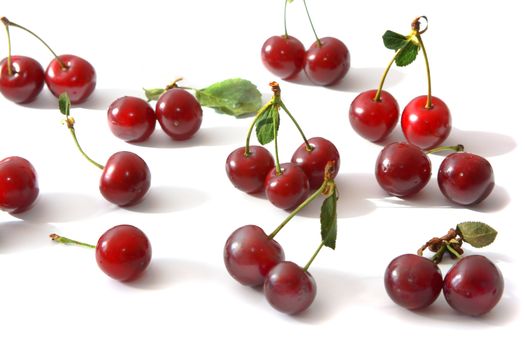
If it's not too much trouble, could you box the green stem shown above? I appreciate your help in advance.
[426,144,464,154]
[280,101,312,151]
[2,18,13,76]
[431,245,447,264]
[283,0,289,38]
[416,32,432,109]
[268,181,327,240]
[446,244,462,259]
[244,101,272,156]
[68,126,104,170]
[49,234,96,249]
[373,42,408,102]
[303,240,324,271]
[272,108,282,176]
[302,0,321,46]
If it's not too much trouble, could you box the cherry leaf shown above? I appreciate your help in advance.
[382,30,407,50]
[255,105,279,145]
[58,93,71,116]
[382,30,420,67]
[395,41,419,67]
[457,222,498,248]
[320,191,337,250]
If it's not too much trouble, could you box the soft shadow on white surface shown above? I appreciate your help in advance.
[0,221,57,253]
[447,128,516,157]
[328,67,405,93]
[133,126,246,148]
[123,186,208,213]
[79,88,143,110]
[17,89,58,109]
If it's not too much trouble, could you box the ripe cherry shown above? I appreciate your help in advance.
[304,37,350,86]
[384,254,443,310]
[264,261,316,314]
[401,95,451,150]
[45,54,96,104]
[0,56,44,103]
[225,146,274,194]
[265,163,310,210]
[291,137,340,190]
[0,156,39,214]
[438,152,495,206]
[375,142,431,197]
[261,35,305,80]
[107,96,156,142]
[443,255,504,316]
[224,225,285,286]
[155,88,203,140]
[349,90,399,142]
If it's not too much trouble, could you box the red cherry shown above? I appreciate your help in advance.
[224,225,285,286]
[375,142,431,197]
[155,89,203,140]
[438,153,495,205]
[107,96,156,142]
[265,163,310,210]
[263,261,316,314]
[349,90,400,142]
[261,35,305,80]
[291,137,340,190]
[99,151,151,206]
[304,37,350,86]
[443,255,504,316]
[0,55,44,103]
[96,225,152,282]
[401,95,451,150]
[0,156,39,214]
[45,54,96,104]
[225,146,274,194]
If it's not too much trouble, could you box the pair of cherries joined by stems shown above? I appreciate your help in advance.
[0,17,96,104]
[261,0,349,85]
[350,16,451,150]
[226,82,340,210]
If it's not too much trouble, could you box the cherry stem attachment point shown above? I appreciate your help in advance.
[1,18,13,76]
[426,144,464,154]
[303,240,324,271]
[301,0,321,46]
[49,233,96,249]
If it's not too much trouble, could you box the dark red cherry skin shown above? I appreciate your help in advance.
[443,255,504,316]
[45,54,96,104]
[0,55,45,103]
[264,261,316,314]
[375,142,431,197]
[291,137,340,190]
[155,88,203,140]
[265,163,310,210]
[0,156,39,214]
[401,95,451,150]
[304,37,350,86]
[225,146,274,194]
[224,225,285,286]
[261,35,305,80]
[99,151,151,206]
[107,96,156,142]
[349,90,400,142]
[438,153,495,206]
[384,254,443,310]
[96,225,152,282]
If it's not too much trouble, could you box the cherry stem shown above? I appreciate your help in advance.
[65,118,104,170]
[426,144,464,154]
[430,245,447,264]
[283,0,289,38]
[446,243,462,259]
[1,18,13,76]
[2,17,66,69]
[301,0,321,46]
[303,240,324,271]
[49,233,96,249]
[279,101,312,151]
[373,41,408,102]
[272,107,282,176]
[415,29,433,109]
[244,102,272,156]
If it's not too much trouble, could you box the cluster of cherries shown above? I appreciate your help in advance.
[261,0,349,85]
[225,82,340,210]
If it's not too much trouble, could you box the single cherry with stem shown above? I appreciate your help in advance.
[0,156,39,214]
[107,96,157,142]
[50,224,152,282]
[226,146,274,194]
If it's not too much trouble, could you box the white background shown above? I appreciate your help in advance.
[1,1,522,349]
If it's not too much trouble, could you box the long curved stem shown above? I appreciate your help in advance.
[303,240,324,271]
[2,19,13,76]
[272,109,282,176]
[416,33,432,109]
[279,101,312,151]
[302,0,321,46]
[244,101,272,156]
[67,124,104,170]
[283,0,289,37]
[373,43,407,102]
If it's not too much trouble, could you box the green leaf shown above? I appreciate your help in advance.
[382,30,407,50]
[196,78,262,117]
[255,105,279,145]
[395,41,419,67]
[58,93,71,116]
[382,30,420,67]
[143,88,166,102]
[320,191,337,250]
[457,222,498,248]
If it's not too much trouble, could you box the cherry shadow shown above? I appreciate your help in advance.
[0,220,57,254]
[123,186,209,213]
[327,67,405,93]
[447,128,516,157]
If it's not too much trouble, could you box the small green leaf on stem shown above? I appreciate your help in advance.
[196,78,262,117]
[457,222,498,248]
[382,30,420,67]
[59,93,71,116]
[395,41,419,67]
[143,88,166,102]
[320,189,337,250]
[382,30,407,50]
[255,105,279,145]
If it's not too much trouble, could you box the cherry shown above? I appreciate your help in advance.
[224,225,285,286]
[155,88,203,140]
[95,225,152,282]
[384,254,443,310]
[375,142,431,197]
[401,96,451,150]
[265,163,310,210]
[438,152,495,206]
[261,35,305,80]
[443,255,504,316]
[349,90,399,142]
[99,151,151,207]
[0,156,39,214]
[0,55,44,103]
[291,137,340,190]
[304,37,350,86]
[45,54,96,104]
[263,261,316,314]
[107,96,156,142]
[225,146,274,194]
